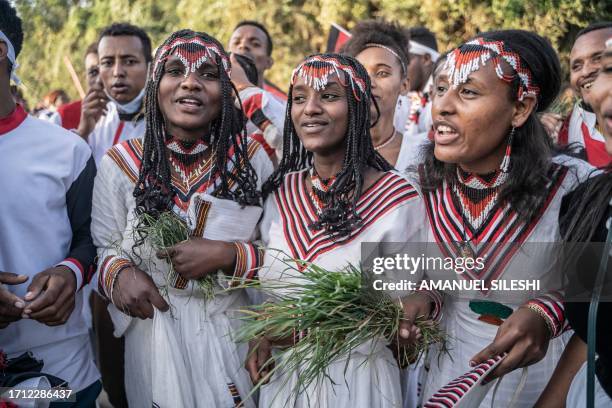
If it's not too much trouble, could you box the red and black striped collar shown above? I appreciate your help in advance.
[0,104,27,136]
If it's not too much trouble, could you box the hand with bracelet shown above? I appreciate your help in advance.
[470,303,552,383]
[111,266,169,319]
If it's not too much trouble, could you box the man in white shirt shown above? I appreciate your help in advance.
[0,1,100,404]
[77,23,151,164]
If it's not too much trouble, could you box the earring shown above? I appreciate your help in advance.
[500,126,515,173]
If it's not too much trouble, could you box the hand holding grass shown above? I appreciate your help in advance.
[396,292,434,347]
[156,238,237,280]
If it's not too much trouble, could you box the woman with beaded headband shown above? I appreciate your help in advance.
[91,29,273,407]
[414,30,595,407]
[342,20,419,171]
[238,53,436,408]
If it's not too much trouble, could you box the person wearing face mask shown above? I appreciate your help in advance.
[417,30,595,407]
[537,37,612,408]
[78,23,151,164]
[91,29,273,407]
[540,22,612,167]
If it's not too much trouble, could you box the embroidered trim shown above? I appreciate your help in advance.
[155,37,230,77]
[231,242,264,286]
[444,37,540,101]
[291,55,366,100]
[524,292,566,338]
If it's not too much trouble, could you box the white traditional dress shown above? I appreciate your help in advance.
[91,136,273,408]
[419,156,593,407]
[254,169,430,408]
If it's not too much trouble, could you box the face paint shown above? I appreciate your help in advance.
[154,37,231,77]
[291,55,366,100]
[444,37,539,101]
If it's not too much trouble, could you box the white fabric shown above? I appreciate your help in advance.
[87,102,145,164]
[256,170,429,408]
[409,41,440,62]
[395,131,429,172]
[0,29,20,83]
[239,87,287,160]
[568,102,606,145]
[0,116,99,392]
[105,86,146,115]
[2,376,51,408]
[394,94,411,133]
[420,155,595,407]
[91,137,274,407]
[566,361,612,407]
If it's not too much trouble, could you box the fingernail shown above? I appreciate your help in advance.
[18,275,28,279]
[469,360,476,367]
[400,328,410,338]
[14,301,25,308]
[24,309,31,314]
[22,313,29,319]
[25,292,34,300]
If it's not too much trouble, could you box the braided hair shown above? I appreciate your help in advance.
[263,53,392,237]
[134,29,260,222]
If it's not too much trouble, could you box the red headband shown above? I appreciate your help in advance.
[444,37,539,101]
[154,37,230,77]
[291,55,367,101]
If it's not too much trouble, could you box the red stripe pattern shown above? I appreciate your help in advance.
[98,256,133,299]
[524,292,567,338]
[275,171,418,265]
[56,257,86,290]
[230,242,264,287]
[424,354,506,407]
[421,164,568,293]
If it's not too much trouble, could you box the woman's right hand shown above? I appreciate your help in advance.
[246,337,274,385]
[112,266,169,319]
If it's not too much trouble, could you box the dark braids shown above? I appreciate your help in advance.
[263,53,392,238]
[134,29,260,224]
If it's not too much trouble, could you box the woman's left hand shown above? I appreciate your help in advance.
[156,238,236,280]
[470,306,551,382]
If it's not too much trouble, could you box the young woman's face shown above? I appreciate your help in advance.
[158,53,222,138]
[589,51,612,154]
[356,47,408,123]
[431,61,521,167]
[290,73,349,155]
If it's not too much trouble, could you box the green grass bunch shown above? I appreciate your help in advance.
[136,211,215,299]
[234,261,446,401]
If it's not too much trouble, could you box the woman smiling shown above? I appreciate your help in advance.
[244,53,435,408]
[91,29,273,407]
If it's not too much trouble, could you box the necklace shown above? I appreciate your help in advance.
[453,167,507,258]
[309,167,338,215]
[165,137,212,193]
[374,127,397,151]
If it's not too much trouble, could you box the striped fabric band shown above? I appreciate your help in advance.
[56,257,85,291]
[524,292,567,338]
[99,256,134,299]
[230,242,264,287]
[424,354,506,407]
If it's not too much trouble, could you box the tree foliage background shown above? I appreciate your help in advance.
[13,0,611,103]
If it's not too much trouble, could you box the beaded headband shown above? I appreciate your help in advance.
[444,37,540,101]
[363,43,407,75]
[154,37,230,77]
[291,55,367,101]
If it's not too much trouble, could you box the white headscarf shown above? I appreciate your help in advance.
[409,40,440,63]
[0,30,20,84]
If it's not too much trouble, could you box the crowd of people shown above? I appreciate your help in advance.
[0,0,611,407]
